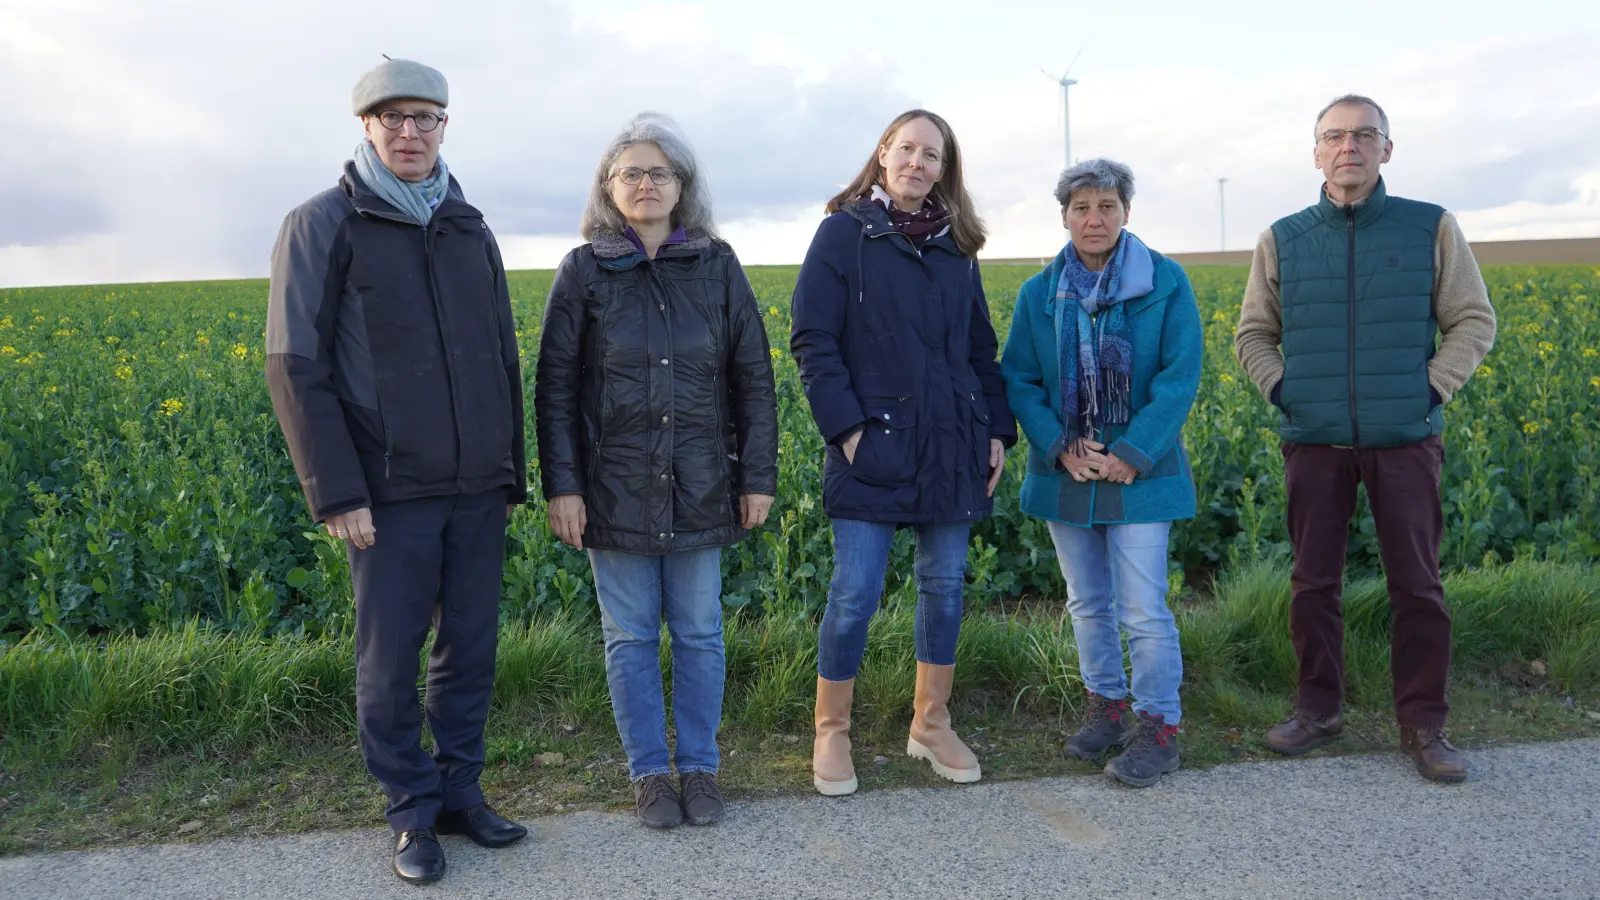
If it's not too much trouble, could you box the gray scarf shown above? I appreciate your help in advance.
[352,139,450,226]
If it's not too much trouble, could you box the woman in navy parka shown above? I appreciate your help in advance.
[790,109,1015,796]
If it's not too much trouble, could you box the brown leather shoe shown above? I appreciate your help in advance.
[1400,727,1467,783]
[1264,711,1344,755]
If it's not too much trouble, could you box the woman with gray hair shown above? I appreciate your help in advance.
[1000,158,1203,788]
[535,113,779,828]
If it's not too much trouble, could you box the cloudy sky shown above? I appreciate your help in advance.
[3,0,1599,287]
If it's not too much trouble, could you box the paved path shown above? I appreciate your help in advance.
[6,740,1598,899]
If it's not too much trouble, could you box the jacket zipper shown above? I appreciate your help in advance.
[1345,206,1361,449]
[648,260,675,544]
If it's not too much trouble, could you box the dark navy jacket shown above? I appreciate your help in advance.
[266,163,525,522]
[790,199,1016,525]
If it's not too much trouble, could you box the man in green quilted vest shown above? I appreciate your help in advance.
[1234,94,1496,782]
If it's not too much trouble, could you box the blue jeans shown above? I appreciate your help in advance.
[818,519,971,681]
[1047,520,1183,724]
[588,546,725,781]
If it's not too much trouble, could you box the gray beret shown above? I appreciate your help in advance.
[351,58,448,116]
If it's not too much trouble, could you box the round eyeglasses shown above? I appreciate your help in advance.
[1318,127,1386,148]
[376,110,446,133]
[610,167,677,186]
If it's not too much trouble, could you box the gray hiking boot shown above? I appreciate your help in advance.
[633,774,684,828]
[1065,693,1135,761]
[680,771,726,826]
[1105,711,1180,788]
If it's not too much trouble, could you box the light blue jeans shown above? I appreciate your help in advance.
[1047,520,1182,724]
[818,519,971,681]
[588,546,724,781]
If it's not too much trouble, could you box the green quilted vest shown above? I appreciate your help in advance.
[1273,178,1443,448]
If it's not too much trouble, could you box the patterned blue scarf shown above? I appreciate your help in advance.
[1058,231,1136,449]
[352,139,450,226]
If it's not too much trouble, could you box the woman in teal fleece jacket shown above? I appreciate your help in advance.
[1000,158,1203,788]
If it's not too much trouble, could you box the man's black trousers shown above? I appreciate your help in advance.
[348,489,507,833]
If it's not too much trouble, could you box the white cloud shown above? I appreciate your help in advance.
[1456,174,1600,241]
[0,0,909,286]
[1,4,1596,286]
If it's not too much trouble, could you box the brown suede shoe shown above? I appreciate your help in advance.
[1400,727,1467,783]
[1264,711,1344,755]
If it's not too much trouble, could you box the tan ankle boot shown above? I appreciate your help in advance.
[906,662,981,783]
[813,676,858,796]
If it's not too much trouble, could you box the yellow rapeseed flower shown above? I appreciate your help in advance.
[0,315,12,330]
[1479,365,1493,377]
[1523,421,1539,435]
[45,385,58,394]
[160,398,184,417]
[1538,341,1555,353]
[0,346,15,356]
[1220,373,1235,384]
[768,306,780,317]
[1583,348,1598,359]
[105,335,120,344]
[115,365,133,380]
[231,343,250,360]
[770,348,783,360]
[1591,376,1600,389]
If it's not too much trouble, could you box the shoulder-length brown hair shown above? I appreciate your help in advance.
[825,109,987,257]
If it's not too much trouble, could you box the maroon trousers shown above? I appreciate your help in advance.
[1283,435,1450,729]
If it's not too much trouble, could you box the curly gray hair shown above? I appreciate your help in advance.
[579,113,717,240]
[1054,158,1135,210]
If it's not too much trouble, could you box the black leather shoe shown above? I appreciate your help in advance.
[436,803,529,848]
[393,829,446,884]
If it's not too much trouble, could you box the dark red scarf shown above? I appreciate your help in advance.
[873,190,951,248]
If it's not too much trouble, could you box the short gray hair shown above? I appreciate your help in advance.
[1314,94,1390,138]
[1054,158,1135,209]
[579,113,717,240]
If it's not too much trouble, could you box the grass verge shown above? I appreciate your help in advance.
[3,559,1598,855]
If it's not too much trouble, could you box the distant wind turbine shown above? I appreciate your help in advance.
[1041,44,1087,170]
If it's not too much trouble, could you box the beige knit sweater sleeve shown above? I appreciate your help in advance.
[1429,212,1497,402]
[1233,228,1284,401]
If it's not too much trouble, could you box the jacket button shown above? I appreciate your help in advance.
[659,533,667,539]
[883,413,891,420]
[660,473,667,480]
[662,415,669,424]
[660,358,669,365]
[884,429,891,434]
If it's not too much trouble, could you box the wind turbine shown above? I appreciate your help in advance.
[1041,45,1086,170]
[1218,176,1228,251]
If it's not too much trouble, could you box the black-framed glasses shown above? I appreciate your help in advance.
[1318,127,1386,148]
[610,166,676,186]
[376,110,446,132]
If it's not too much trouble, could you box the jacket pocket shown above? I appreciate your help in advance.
[968,391,993,473]
[851,395,918,487]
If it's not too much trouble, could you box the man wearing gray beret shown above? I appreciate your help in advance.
[266,58,529,885]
